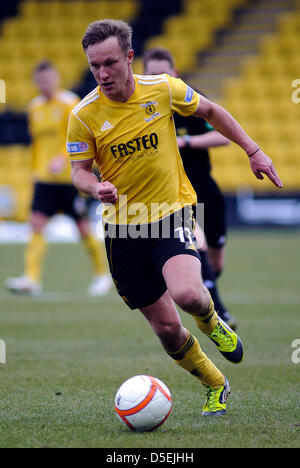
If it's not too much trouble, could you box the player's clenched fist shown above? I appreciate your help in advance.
[94,181,118,204]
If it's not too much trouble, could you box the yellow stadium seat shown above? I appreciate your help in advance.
[0,144,32,220]
[0,0,139,109]
[219,0,300,192]
[145,0,244,74]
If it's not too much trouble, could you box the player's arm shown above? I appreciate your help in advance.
[49,100,80,175]
[67,109,118,204]
[177,130,230,150]
[71,159,118,204]
[193,95,283,188]
[27,107,37,179]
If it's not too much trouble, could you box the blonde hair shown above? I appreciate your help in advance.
[82,19,132,55]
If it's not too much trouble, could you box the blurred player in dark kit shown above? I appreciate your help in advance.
[143,47,236,328]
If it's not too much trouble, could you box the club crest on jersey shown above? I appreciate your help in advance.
[141,101,160,122]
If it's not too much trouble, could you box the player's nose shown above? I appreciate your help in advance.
[99,66,110,82]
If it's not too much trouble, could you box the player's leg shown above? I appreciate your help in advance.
[205,244,237,329]
[201,177,228,280]
[62,186,112,296]
[207,245,226,278]
[104,222,232,416]
[140,291,230,416]
[76,216,112,295]
[5,180,54,294]
[199,179,238,328]
[194,223,235,327]
[162,254,244,364]
[162,253,215,327]
[5,210,48,294]
[25,211,48,282]
[206,242,237,328]
[199,248,237,329]
[194,223,230,321]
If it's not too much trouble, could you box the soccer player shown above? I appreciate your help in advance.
[5,61,112,296]
[67,20,282,416]
[142,47,236,329]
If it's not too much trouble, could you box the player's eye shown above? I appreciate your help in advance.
[91,63,100,70]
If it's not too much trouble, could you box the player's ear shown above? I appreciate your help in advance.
[127,49,134,65]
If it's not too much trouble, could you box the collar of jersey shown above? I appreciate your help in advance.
[99,75,138,105]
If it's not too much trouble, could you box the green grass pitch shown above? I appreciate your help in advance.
[0,229,299,448]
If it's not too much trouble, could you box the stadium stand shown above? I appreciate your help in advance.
[0,0,139,109]
[0,0,140,220]
[0,0,299,220]
[0,145,32,221]
[142,0,299,192]
[203,0,300,192]
[143,0,247,75]
[0,1,21,24]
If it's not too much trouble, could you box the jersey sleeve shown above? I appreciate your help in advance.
[166,76,200,117]
[66,110,96,161]
[61,99,81,157]
[27,103,38,172]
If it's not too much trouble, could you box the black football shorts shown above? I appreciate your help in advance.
[104,207,200,310]
[192,175,227,249]
[31,182,87,221]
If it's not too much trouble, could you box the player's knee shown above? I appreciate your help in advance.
[208,251,225,277]
[214,265,224,279]
[172,287,205,314]
[76,218,90,238]
[30,212,48,232]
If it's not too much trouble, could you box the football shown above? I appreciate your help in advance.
[114,375,173,432]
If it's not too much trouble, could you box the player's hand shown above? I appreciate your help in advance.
[94,181,118,204]
[249,150,283,188]
[49,155,67,174]
[177,136,185,149]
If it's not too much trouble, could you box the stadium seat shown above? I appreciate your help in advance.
[0,0,141,220]
[0,0,139,108]
[144,0,246,74]
[0,145,32,221]
[210,1,300,191]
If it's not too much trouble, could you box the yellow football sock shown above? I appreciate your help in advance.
[168,331,225,388]
[193,297,218,335]
[25,232,47,282]
[82,234,107,276]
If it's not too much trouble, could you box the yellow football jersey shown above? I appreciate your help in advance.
[67,74,200,224]
[29,90,80,184]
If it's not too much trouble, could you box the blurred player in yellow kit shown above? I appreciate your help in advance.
[5,61,112,296]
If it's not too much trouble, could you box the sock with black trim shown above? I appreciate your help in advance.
[193,296,219,336]
[167,331,225,388]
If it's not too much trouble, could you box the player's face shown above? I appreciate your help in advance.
[34,68,60,98]
[144,59,177,77]
[86,36,134,102]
